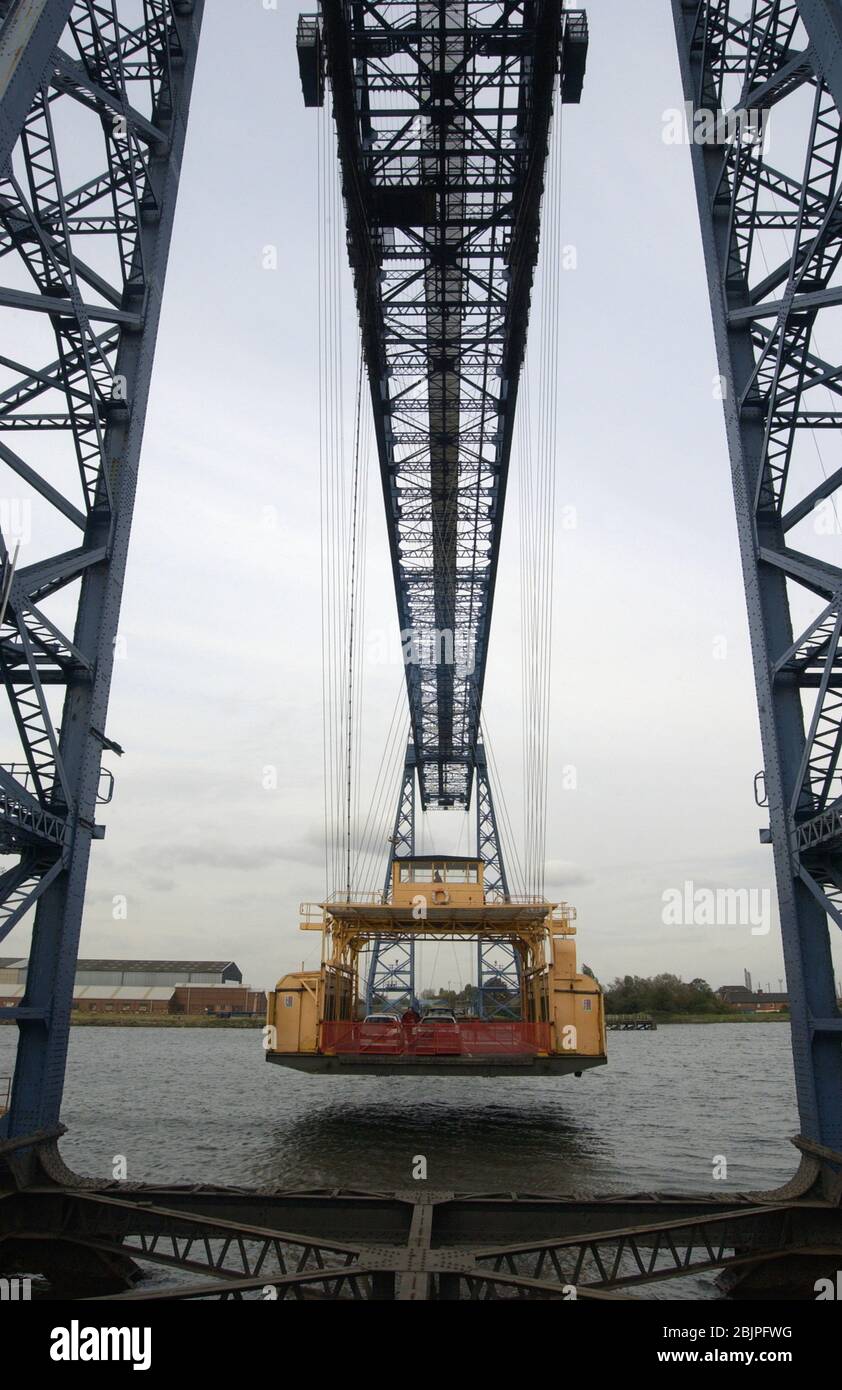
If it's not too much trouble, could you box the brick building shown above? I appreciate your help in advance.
[717,985,789,1011]
[0,976,265,1018]
[172,985,265,1016]
[0,984,174,1015]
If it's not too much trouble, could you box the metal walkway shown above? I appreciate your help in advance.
[2,1133,841,1300]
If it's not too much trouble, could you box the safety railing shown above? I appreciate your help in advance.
[0,762,114,805]
[325,891,384,906]
[483,894,576,915]
[299,896,576,926]
[300,892,387,923]
[299,902,326,925]
[551,904,577,924]
[0,1075,10,1117]
[320,1021,552,1057]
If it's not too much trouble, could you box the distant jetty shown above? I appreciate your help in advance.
[606,1014,657,1031]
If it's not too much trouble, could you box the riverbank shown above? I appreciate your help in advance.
[0,1011,793,1029]
[654,1012,789,1024]
[0,1014,265,1029]
[72,1014,264,1028]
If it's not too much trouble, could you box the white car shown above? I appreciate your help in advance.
[415,1011,461,1054]
[360,1013,403,1053]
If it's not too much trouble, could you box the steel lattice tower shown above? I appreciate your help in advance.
[674,0,842,1148]
[0,0,204,1141]
[302,1,588,1014]
[365,743,417,1011]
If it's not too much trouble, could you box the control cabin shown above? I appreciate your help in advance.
[265,856,607,1077]
[393,855,485,907]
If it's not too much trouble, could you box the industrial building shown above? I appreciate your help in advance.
[0,981,265,1018]
[718,986,790,1013]
[0,959,242,988]
[171,985,265,1017]
[0,961,262,1017]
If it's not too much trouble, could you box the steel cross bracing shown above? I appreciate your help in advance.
[54,1199,827,1299]
[366,739,521,1015]
[382,743,417,900]
[0,0,204,1140]
[475,741,519,1016]
[673,0,842,1148]
[365,738,520,1014]
[6,1152,842,1299]
[309,0,587,809]
[366,743,416,1010]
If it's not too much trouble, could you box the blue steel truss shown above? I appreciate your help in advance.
[305,0,587,809]
[365,939,416,1014]
[674,0,842,1149]
[0,0,204,1141]
[475,743,519,1018]
[367,739,521,1016]
[367,744,416,1010]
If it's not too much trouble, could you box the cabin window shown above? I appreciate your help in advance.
[445,863,468,883]
[396,862,481,883]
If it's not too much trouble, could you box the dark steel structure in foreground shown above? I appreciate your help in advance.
[2,1133,841,1299]
[0,0,204,1140]
[674,0,842,1151]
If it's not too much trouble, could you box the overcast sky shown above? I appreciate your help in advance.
[11,0,837,998]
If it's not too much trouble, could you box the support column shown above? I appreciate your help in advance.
[366,745,417,1011]
[1,1,205,1139]
[475,745,519,1019]
[673,0,842,1148]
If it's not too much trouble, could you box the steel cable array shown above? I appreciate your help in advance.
[518,78,565,901]
[318,103,373,899]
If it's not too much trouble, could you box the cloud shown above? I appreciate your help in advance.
[544,860,594,889]
[131,835,327,874]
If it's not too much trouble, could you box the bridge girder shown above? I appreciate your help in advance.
[310,0,587,808]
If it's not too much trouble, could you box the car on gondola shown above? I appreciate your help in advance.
[359,1013,403,1053]
[415,1010,462,1055]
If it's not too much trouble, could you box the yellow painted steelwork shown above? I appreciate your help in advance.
[266,971,323,1056]
[266,857,607,1073]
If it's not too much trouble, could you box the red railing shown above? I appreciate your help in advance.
[320,1021,552,1057]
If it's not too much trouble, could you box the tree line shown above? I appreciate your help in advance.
[603,973,730,1016]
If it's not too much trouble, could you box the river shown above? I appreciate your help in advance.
[0,1022,799,1196]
